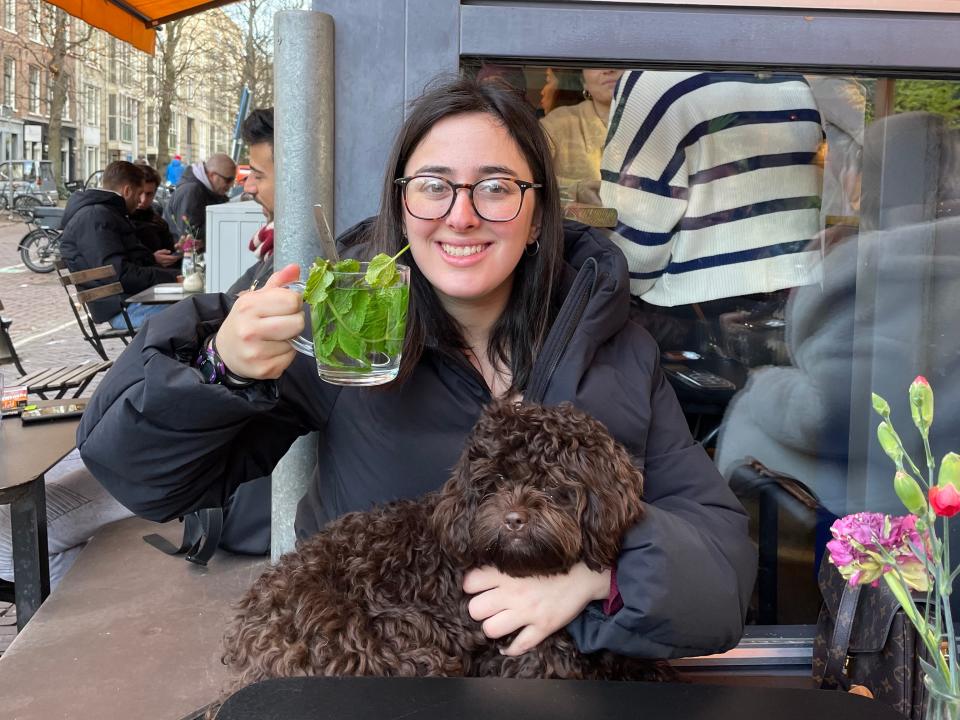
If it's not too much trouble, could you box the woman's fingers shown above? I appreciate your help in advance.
[264,263,301,289]
[233,287,304,321]
[480,609,524,640]
[214,269,307,379]
[467,588,511,622]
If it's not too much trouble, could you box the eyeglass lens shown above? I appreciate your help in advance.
[404,176,525,222]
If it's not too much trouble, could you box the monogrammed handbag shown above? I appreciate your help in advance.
[812,557,928,719]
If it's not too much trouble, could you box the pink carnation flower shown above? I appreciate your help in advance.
[827,512,930,591]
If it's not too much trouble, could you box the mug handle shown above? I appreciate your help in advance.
[284,281,315,357]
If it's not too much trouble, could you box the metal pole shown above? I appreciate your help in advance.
[271,9,334,558]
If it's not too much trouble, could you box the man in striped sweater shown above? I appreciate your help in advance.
[599,70,825,308]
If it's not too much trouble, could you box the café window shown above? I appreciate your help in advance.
[462,59,960,627]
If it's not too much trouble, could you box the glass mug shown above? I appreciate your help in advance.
[286,263,410,386]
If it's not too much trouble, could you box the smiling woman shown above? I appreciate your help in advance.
[77,75,756,675]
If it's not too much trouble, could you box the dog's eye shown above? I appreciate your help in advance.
[548,487,576,504]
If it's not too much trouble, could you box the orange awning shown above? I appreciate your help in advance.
[46,0,239,54]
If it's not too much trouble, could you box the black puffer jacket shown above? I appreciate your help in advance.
[77,222,756,660]
[162,165,227,241]
[59,189,179,323]
[131,207,176,254]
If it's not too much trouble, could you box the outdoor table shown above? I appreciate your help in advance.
[215,676,902,720]
[0,415,80,630]
[124,284,203,305]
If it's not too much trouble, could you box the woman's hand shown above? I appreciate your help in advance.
[463,562,611,656]
[215,263,304,380]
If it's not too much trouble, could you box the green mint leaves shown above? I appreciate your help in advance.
[304,247,410,371]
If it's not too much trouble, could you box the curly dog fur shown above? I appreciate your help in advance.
[218,400,671,702]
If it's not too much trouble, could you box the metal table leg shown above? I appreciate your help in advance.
[10,474,50,631]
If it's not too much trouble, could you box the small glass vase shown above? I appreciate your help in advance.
[925,675,960,720]
[182,250,196,278]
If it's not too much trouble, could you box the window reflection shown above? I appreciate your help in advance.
[463,60,960,625]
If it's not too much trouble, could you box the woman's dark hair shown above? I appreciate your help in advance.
[368,75,564,391]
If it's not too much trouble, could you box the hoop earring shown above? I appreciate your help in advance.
[582,89,592,101]
[525,240,541,257]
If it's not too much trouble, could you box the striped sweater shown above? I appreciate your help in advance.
[599,71,825,306]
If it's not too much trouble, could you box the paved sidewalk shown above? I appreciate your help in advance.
[0,218,117,373]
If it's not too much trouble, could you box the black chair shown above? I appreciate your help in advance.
[0,298,26,375]
[54,260,136,361]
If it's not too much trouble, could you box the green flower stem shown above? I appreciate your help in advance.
[925,434,937,487]
[883,573,951,681]
[390,244,410,263]
[921,430,957,690]
[944,517,958,690]
[886,420,929,484]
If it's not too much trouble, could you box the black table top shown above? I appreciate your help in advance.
[215,677,900,720]
[0,416,79,492]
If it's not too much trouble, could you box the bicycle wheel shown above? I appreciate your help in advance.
[19,229,61,273]
[13,195,41,215]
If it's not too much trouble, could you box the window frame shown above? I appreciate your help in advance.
[312,0,960,674]
[27,65,40,114]
[450,1,960,670]
[3,57,15,109]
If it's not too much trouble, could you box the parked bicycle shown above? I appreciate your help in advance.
[18,206,64,274]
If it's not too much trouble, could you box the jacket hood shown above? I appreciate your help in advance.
[62,188,127,227]
[560,221,631,350]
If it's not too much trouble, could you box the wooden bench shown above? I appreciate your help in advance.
[1,296,113,399]
[0,516,266,719]
[16,361,113,400]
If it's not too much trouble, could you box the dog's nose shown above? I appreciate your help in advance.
[503,511,527,532]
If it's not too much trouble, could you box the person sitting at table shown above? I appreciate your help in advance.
[540,68,624,205]
[163,152,236,245]
[78,76,755,661]
[59,161,180,331]
[131,164,179,267]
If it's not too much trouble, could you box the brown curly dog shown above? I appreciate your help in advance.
[217,400,672,703]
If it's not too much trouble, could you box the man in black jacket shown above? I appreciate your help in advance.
[60,161,180,330]
[228,108,275,295]
[162,152,236,243]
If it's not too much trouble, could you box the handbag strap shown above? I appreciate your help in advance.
[142,507,224,567]
[821,580,862,690]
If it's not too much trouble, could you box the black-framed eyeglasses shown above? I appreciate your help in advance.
[395,175,541,222]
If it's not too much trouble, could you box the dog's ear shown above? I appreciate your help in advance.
[430,448,484,568]
[578,435,645,572]
[431,400,514,566]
